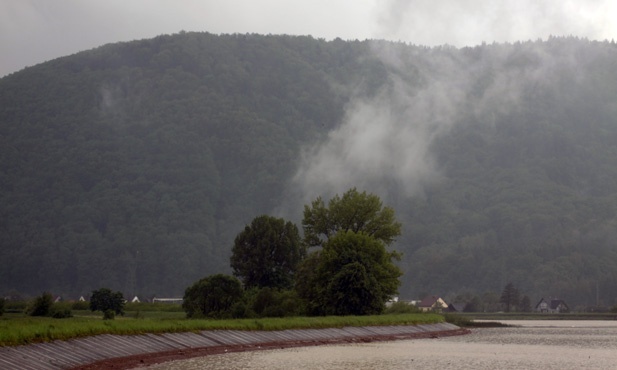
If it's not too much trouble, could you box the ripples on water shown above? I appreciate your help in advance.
[145,321,617,370]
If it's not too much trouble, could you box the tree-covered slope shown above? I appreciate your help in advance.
[398,39,617,307]
[1,33,617,307]
[0,33,354,297]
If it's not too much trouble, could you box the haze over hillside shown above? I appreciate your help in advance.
[1,33,617,308]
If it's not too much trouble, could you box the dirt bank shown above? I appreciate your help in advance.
[73,328,470,369]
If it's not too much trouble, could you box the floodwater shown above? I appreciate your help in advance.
[145,321,617,369]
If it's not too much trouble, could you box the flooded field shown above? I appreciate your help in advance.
[145,321,617,369]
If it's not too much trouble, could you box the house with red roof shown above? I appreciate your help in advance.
[417,295,449,312]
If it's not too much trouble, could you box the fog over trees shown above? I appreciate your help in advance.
[1,33,617,308]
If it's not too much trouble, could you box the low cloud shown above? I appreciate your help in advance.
[376,0,617,46]
[289,43,466,206]
[287,36,596,208]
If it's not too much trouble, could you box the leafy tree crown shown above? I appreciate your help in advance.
[230,215,304,289]
[302,188,402,248]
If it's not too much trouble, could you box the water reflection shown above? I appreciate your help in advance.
[145,321,617,370]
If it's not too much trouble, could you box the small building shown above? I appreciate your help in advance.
[536,298,570,313]
[152,297,183,304]
[131,296,140,303]
[385,296,399,307]
[417,295,449,312]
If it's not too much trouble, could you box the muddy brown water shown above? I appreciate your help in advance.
[144,321,617,369]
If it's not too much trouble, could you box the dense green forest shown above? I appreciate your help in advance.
[1,33,616,309]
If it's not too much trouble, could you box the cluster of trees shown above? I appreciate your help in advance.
[443,282,533,313]
[499,282,532,313]
[28,293,56,317]
[21,288,125,319]
[1,33,617,307]
[22,292,72,318]
[183,188,402,318]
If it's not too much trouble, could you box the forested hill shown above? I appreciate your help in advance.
[1,33,617,308]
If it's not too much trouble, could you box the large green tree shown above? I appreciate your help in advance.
[302,188,402,248]
[230,215,304,289]
[297,189,402,315]
[317,231,401,315]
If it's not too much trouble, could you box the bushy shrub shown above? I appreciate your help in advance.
[50,308,73,318]
[277,290,306,317]
[251,287,277,316]
[5,300,28,313]
[244,287,305,318]
[384,301,422,314]
[28,292,54,316]
[0,297,5,316]
[124,302,183,312]
[71,301,90,310]
[443,313,472,327]
[231,301,253,319]
[103,309,116,320]
[183,274,243,318]
[90,288,125,316]
[49,302,73,318]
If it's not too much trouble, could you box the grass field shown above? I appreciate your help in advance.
[0,305,444,347]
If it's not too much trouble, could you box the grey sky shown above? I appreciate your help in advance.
[1,0,615,77]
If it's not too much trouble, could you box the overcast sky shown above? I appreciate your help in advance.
[1,0,616,77]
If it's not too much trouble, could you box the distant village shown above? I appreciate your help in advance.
[390,295,570,314]
[4,295,595,314]
[6,292,575,314]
